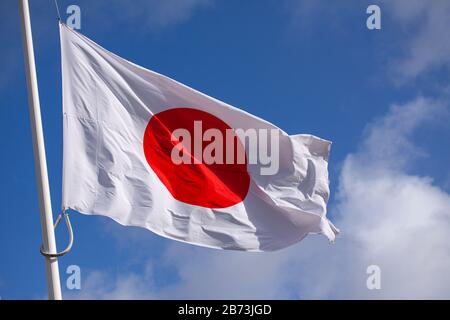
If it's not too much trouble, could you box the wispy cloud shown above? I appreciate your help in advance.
[358,97,445,170]
[90,0,213,31]
[65,270,156,299]
[384,0,450,82]
[286,1,450,84]
[67,96,450,299]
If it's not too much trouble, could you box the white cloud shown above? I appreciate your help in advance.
[156,247,294,299]
[68,97,450,299]
[384,0,450,81]
[65,268,156,299]
[357,97,443,170]
[292,97,450,299]
[286,1,450,83]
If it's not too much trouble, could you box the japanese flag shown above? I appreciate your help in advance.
[60,23,338,251]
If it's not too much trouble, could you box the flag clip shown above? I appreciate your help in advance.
[40,210,74,258]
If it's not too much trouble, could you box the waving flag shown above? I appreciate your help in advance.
[60,23,338,251]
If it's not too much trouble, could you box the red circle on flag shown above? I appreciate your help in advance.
[143,108,250,208]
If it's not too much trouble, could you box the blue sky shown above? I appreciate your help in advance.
[1,0,450,299]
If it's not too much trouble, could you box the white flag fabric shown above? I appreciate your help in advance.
[60,23,338,251]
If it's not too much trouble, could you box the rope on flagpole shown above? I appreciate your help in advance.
[53,0,61,21]
[40,210,74,257]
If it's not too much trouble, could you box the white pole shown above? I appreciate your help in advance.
[19,0,62,300]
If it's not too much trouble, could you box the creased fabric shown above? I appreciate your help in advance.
[60,23,338,251]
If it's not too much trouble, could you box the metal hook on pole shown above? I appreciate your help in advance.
[40,210,74,258]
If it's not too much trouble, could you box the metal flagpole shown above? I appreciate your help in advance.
[19,0,63,300]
